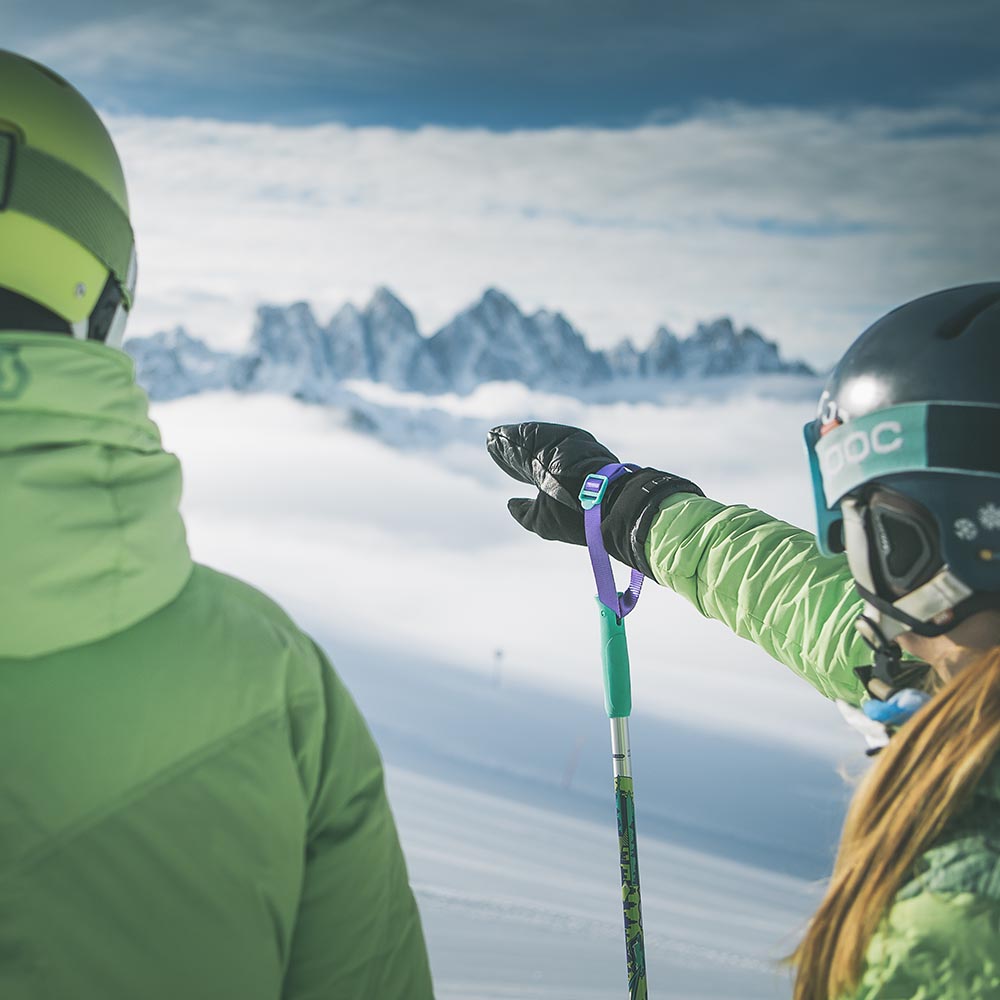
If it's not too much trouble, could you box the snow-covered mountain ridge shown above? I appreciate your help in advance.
[125,287,813,402]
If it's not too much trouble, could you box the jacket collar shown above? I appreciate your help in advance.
[0,332,192,658]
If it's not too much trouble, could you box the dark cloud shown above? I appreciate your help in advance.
[7,0,1000,126]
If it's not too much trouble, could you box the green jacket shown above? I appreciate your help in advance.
[0,333,433,999]
[647,493,1000,999]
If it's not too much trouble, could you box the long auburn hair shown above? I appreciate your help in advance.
[790,646,1000,1000]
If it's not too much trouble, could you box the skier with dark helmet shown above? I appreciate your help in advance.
[0,51,433,999]
[488,284,1000,999]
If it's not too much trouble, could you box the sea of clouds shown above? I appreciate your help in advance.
[108,103,1000,369]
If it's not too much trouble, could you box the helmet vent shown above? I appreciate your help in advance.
[936,290,1000,340]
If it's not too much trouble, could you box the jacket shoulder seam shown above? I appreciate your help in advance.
[5,697,319,880]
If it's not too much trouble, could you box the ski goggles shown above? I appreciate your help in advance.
[841,489,943,603]
[804,401,1000,557]
[842,487,978,641]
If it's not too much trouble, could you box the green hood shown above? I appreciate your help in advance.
[0,332,192,658]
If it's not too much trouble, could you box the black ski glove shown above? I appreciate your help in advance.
[486,422,704,576]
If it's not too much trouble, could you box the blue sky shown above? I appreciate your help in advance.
[7,3,1000,364]
[11,0,1000,128]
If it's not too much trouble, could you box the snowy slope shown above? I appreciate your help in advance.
[323,639,842,999]
[150,381,863,999]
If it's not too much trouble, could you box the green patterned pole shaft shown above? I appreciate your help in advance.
[613,729,647,999]
[599,597,648,999]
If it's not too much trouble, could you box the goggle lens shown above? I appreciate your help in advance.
[843,490,943,601]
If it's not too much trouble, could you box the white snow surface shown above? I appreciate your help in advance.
[151,379,865,999]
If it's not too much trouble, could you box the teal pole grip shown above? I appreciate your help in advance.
[596,596,632,718]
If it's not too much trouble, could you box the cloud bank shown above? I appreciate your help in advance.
[110,103,1000,366]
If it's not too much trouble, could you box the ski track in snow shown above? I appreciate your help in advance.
[334,642,829,999]
[149,386,864,999]
[390,762,813,998]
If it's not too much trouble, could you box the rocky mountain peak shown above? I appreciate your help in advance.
[366,286,417,331]
[478,287,520,316]
[126,287,814,403]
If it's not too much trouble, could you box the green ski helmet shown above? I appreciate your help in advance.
[804,284,1000,691]
[0,50,136,348]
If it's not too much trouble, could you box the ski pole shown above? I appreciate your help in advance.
[579,466,648,1000]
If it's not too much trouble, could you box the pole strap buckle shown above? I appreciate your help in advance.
[579,472,610,510]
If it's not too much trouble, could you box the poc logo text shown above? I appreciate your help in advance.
[820,421,903,477]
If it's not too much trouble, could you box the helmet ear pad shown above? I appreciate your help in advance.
[0,276,126,344]
[0,286,70,334]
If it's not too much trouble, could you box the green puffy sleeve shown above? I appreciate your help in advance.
[282,643,435,1000]
[645,493,870,705]
[851,891,1000,999]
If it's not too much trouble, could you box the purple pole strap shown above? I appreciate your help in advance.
[582,462,644,619]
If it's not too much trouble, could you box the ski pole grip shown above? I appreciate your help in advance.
[597,597,632,718]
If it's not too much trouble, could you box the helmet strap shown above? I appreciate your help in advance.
[851,579,1000,700]
[853,606,930,700]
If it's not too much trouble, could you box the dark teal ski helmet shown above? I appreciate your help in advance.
[804,284,1000,667]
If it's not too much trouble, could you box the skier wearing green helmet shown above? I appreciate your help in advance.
[488,284,1000,999]
[0,50,433,1000]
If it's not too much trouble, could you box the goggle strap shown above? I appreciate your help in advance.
[812,403,1000,509]
[894,567,973,622]
[855,567,974,639]
[0,133,135,308]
